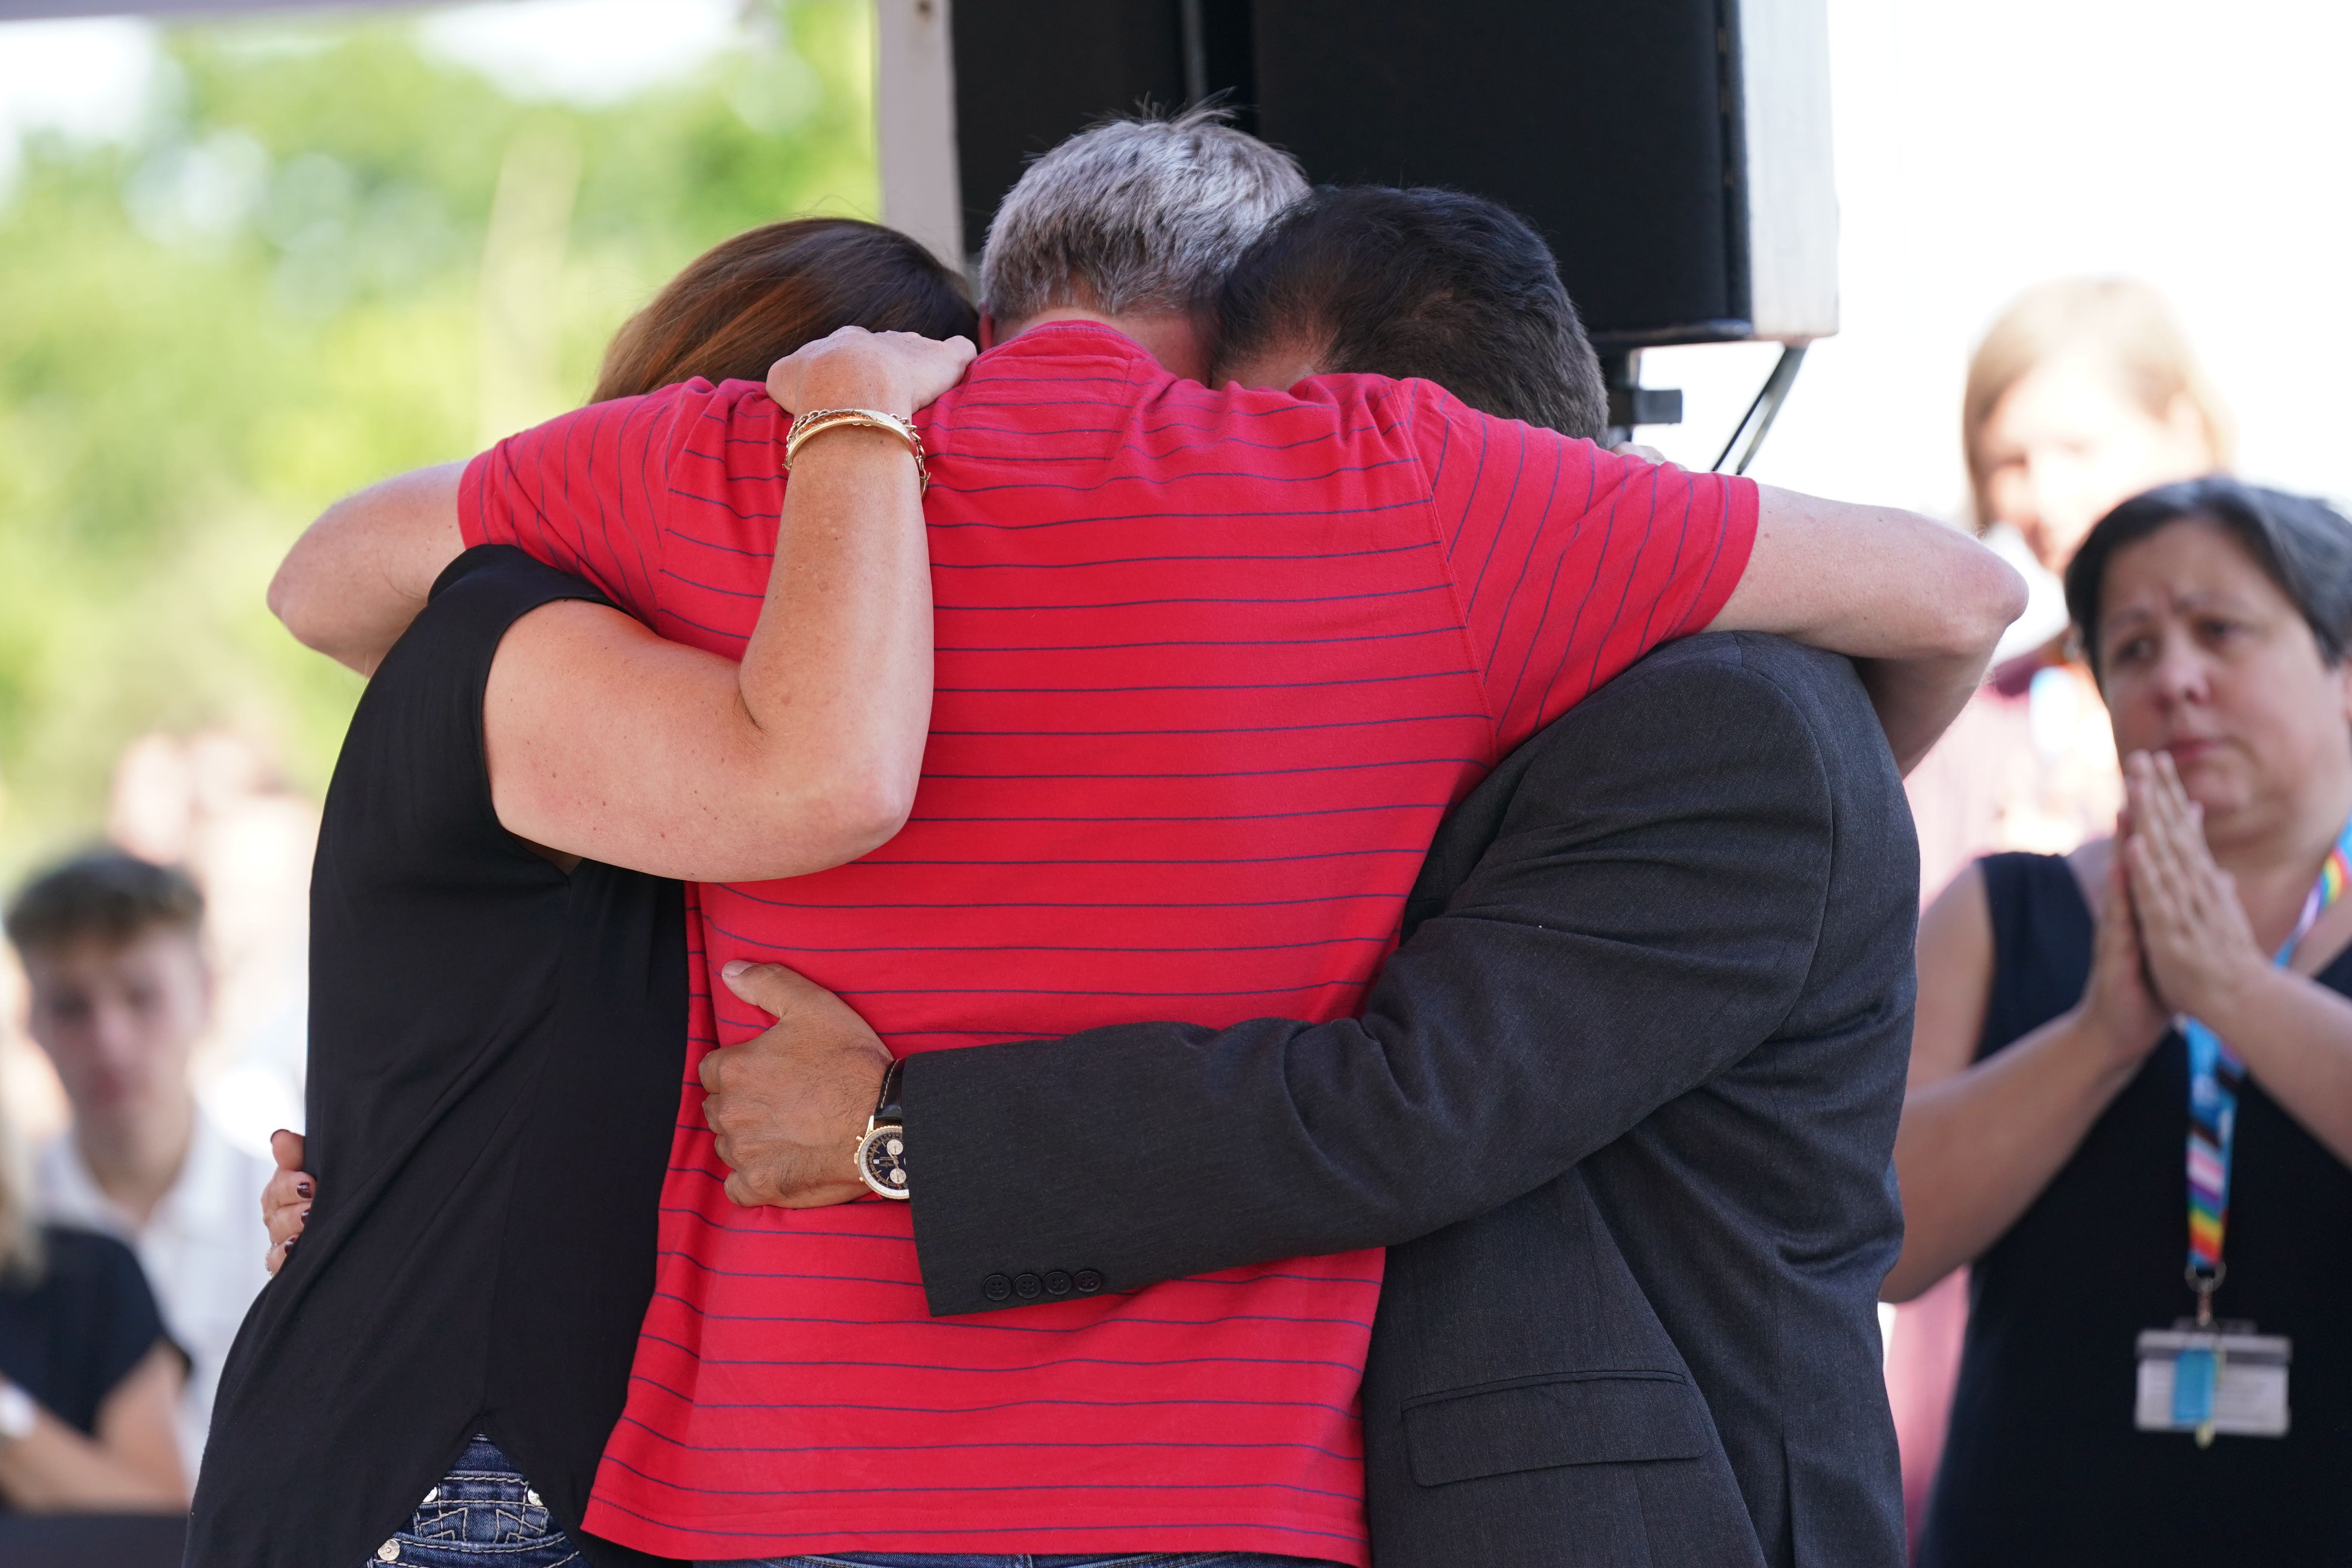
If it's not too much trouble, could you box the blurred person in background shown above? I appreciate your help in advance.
[3,850,268,1478]
[109,732,317,1155]
[1888,278,2231,1544]
[1911,277,2231,896]
[1891,479,2352,1566]
[0,946,188,1511]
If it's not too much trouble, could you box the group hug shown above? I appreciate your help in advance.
[13,102,2351,1568]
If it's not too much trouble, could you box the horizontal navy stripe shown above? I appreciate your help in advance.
[929,540,1433,568]
[638,1286,1376,1333]
[929,456,1417,497]
[830,848,1423,867]
[904,802,1448,824]
[707,891,1407,911]
[585,1489,1365,1546]
[933,626,1454,653]
[935,669,1473,693]
[925,715,1482,739]
[909,757,1485,780]
[932,585,1446,611]
[595,1451,1361,1503]
[610,1411,1362,1463]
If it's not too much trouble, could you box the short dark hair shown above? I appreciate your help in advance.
[1212,185,1608,442]
[2064,476,2352,681]
[4,849,204,958]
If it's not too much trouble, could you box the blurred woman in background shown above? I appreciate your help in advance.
[1893,479,2352,1566]
[1887,280,2232,1546]
[1911,277,2232,895]
[0,1081,185,1510]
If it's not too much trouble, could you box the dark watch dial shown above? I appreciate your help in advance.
[857,1123,909,1199]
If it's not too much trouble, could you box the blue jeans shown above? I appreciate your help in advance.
[364,1436,582,1567]
[701,1556,1336,1568]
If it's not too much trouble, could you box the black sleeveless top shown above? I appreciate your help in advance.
[1921,852,2352,1567]
[189,548,687,1568]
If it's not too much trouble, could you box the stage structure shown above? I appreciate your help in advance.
[880,0,1838,460]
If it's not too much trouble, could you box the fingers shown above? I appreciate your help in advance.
[719,958,824,1018]
[270,1129,307,1173]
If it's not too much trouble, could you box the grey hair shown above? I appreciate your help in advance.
[979,104,1309,325]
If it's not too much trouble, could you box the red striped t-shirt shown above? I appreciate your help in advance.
[460,322,1757,1564]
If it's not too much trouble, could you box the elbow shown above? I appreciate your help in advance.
[816,763,920,864]
[266,551,323,651]
[1933,535,2028,663]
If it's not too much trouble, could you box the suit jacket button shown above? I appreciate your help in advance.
[1044,1270,1072,1296]
[1014,1271,1044,1299]
[1073,1268,1103,1294]
[982,1273,1012,1302]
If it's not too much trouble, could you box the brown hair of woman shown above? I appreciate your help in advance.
[594,217,977,404]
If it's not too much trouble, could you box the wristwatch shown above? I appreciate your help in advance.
[0,1378,36,1443]
[853,1057,910,1200]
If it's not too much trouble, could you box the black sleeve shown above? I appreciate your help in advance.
[27,1229,175,1434]
[908,643,1840,1316]
[313,545,616,902]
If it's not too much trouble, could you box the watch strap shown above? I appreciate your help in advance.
[873,1056,906,1126]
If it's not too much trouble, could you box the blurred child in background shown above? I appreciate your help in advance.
[5,852,271,1477]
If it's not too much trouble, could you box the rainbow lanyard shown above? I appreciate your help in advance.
[2180,814,2352,1318]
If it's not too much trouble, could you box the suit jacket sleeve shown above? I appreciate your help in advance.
[909,641,1844,1316]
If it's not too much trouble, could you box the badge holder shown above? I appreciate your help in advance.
[2135,1263,2291,1443]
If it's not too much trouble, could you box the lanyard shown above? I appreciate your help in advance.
[2180,814,2352,1320]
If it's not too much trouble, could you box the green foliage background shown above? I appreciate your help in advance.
[0,1,879,879]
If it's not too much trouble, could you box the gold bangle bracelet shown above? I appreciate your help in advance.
[782,407,929,492]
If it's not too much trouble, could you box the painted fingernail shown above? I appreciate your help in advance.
[296,1180,313,1198]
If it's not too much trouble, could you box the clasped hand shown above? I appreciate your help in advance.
[697,960,893,1208]
[2121,749,2270,1026]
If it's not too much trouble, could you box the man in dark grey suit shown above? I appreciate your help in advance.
[710,629,1917,1567]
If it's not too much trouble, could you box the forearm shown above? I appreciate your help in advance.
[0,1408,182,1511]
[268,462,464,675]
[1856,649,1993,775]
[735,420,932,840]
[2200,966,2352,1166]
[1886,1005,2136,1299]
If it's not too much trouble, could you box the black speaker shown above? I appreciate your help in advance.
[939,0,1836,351]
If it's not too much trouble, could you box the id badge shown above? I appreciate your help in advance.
[2134,1326,2291,1439]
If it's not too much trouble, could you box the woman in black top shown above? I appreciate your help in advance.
[0,1213,184,1509]
[188,219,975,1568]
[1892,478,2352,1566]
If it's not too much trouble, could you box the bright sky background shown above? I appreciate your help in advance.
[1647,0,2352,520]
[4,0,2346,520]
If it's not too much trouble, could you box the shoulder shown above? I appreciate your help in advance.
[1573,631,1867,741]
[383,545,616,682]
[31,1225,154,1306]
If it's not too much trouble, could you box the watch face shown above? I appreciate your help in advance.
[857,1123,910,1199]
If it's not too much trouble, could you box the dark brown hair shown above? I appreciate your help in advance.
[2065,477,2352,682]
[593,218,978,404]
[1214,185,1608,443]
[5,848,204,958]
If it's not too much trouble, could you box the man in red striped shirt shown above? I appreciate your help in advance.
[296,110,2020,1568]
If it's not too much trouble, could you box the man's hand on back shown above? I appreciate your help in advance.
[699,961,893,1208]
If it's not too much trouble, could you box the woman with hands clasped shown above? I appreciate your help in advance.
[1894,477,2352,1568]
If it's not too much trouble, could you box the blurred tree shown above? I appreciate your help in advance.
[0,0,879,876]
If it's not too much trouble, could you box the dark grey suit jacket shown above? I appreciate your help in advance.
[903,632,1916,1568]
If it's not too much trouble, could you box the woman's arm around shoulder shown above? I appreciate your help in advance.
[482,327,973,883]
[268,462,465,676]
